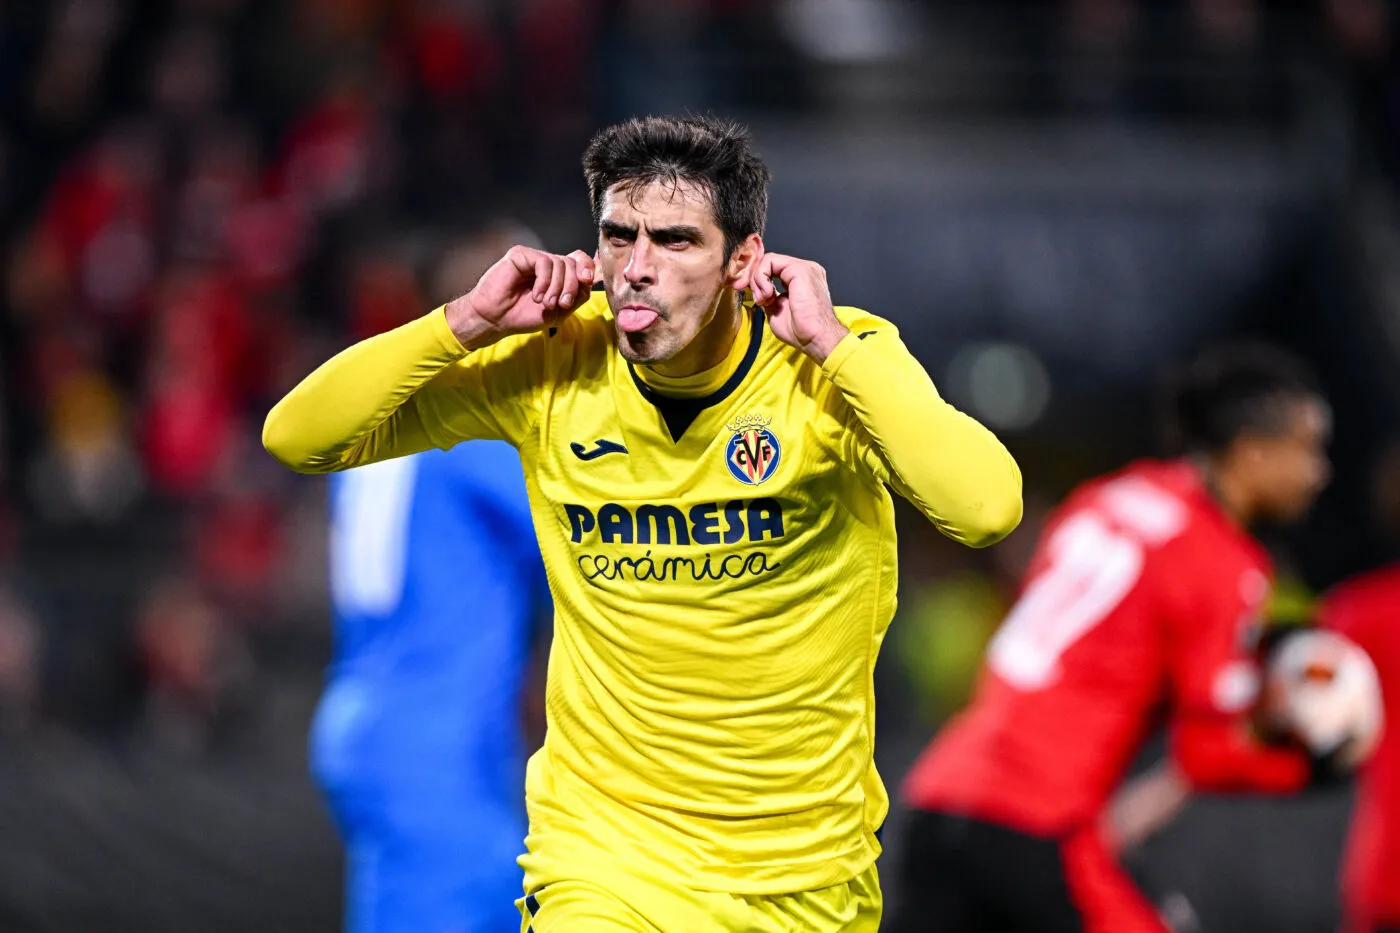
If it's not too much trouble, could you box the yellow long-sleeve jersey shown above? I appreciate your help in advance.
[264,293,1022,895]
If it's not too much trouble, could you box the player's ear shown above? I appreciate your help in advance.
[728,234,763,293]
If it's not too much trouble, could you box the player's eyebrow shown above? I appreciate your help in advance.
[646,224,705,244]
[600,221,706,245]
[599,220,637,240]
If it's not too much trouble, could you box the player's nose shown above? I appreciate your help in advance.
[623,239,656,286]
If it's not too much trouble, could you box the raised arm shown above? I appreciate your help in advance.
[749,254,1023,548]
[263,247,595,473]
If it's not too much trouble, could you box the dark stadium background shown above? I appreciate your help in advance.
[0,1,1396,930]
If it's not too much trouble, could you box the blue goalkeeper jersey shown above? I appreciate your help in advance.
[314,440,547,823]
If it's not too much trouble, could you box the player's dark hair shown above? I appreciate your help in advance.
[582,115,771,259]
[1161,342,1324,456]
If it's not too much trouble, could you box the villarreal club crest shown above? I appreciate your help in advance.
[725,414,781,486]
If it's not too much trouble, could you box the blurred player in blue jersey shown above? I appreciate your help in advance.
[311,440,548,933]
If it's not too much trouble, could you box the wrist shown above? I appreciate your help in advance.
[804,321,850,364]
[444,293,503,351]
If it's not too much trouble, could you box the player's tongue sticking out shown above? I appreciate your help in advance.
[617,307,659,333]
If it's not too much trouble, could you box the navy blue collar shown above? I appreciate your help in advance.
[627,308,766,442]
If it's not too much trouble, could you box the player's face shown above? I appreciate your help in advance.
[1246,397,1332,521]
[596,180,740,367]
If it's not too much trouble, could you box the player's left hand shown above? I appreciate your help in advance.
[746,253,850,364]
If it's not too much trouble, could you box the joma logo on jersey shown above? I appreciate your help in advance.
[563,499,785,545]
[725,414,780,485]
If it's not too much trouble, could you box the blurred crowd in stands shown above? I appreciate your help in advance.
[0,0,620,751]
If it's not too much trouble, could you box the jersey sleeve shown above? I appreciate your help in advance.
[263,306,546,472]
[821,309,1023,548]
[1165,571,1311,793]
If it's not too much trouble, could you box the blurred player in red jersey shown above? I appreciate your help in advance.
[1317,563,1400,933]
[888,344,1334,933]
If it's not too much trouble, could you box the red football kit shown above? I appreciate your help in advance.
[903,459,1311,933]
[1318,565,1400,933]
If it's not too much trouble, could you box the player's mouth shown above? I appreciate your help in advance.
[617,304,660,334]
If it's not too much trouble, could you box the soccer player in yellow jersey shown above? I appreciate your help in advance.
[263,115,1023,932]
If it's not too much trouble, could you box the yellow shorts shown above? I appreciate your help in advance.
[516,860,881,933]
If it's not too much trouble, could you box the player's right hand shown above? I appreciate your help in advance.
[445,246,595,349]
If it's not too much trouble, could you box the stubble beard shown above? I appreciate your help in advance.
[617,327,681,365]
[608,288,676,364]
